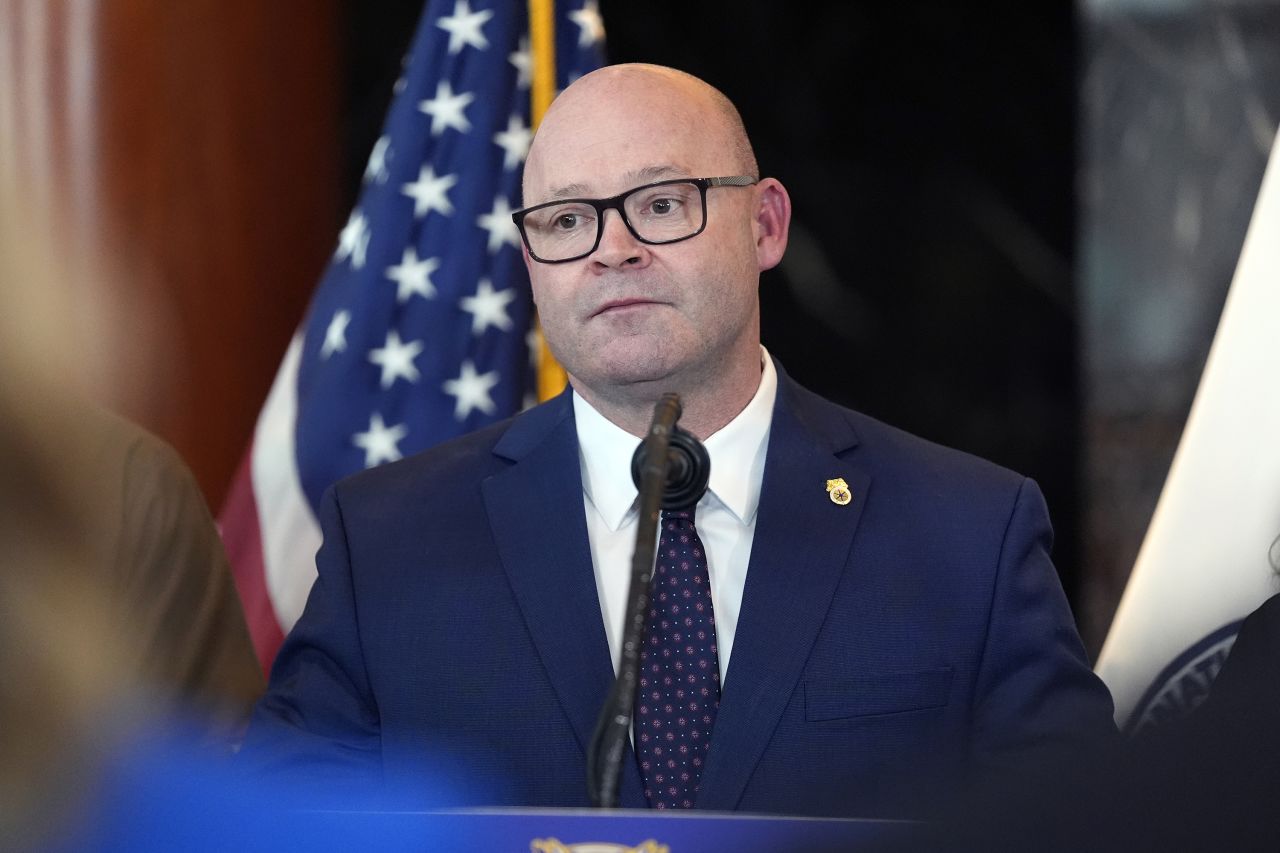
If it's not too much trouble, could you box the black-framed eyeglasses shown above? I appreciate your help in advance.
[511,175,757,264]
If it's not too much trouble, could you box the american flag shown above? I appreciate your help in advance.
[220,0,605,669]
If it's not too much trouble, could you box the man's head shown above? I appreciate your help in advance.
[518,64,790,431]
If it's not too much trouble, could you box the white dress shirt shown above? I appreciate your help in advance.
[573,349,777,686]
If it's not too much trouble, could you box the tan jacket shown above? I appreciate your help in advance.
[82,410,264,738]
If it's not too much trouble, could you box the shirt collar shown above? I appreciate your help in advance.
[574,347,777,531]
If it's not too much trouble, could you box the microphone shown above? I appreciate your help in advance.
[586,393,710,808]
[629,409,710,511]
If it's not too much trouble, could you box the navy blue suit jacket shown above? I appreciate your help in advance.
[244,365,1114,817]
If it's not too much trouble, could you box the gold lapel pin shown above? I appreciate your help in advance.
[825,477,852,506]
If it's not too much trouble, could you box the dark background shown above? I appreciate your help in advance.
[339,2,1085,606]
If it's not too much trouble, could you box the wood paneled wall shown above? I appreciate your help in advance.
[1,0,342,507]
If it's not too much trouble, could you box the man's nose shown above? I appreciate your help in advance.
[590,209,650,269]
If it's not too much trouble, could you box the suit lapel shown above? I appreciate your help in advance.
[481,391,646,807]
[697,372,870,811]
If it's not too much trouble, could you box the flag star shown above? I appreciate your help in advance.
[460,279,517,335]
[509,36,532,89]
[364,136,391,184]
[367,330,425,389]
[436,0,493,55]
[335,209,371,269]
[418,80,475,136]
[570,1,605,48]
[401,165,458,219]
[320,310,352,359]
[353,413,408,468]
[386,247,440,303]
[443,360,500,420]
[477,195,521,253]
[493,114,532,171]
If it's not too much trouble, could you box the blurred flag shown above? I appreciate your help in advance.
[1095,125,1280,733]
[220,0,605,670]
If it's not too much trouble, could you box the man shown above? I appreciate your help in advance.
[243,64,1114,817]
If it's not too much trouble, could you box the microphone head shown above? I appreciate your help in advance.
[630,425,710,511]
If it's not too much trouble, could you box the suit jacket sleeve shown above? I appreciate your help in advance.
[240,485,384,797]
[969,477,1116,773]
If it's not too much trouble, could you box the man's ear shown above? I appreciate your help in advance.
[753,178,791,272]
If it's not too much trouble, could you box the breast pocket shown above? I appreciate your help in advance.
[804,667,954,721]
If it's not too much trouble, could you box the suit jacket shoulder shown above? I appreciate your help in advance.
[782,372,1029,506]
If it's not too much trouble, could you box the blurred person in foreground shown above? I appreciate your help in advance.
[245,64,1115,817]
[1,182,471,849]
[0,196,263,743]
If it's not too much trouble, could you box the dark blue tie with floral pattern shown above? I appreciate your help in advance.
[635,508,720,809]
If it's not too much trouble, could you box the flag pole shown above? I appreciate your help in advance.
[529,0,569,401]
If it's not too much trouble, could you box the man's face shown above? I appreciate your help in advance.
[521,74,767,401]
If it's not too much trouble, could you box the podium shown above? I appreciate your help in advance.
[307,807,909,851]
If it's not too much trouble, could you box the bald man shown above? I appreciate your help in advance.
[244,65,1115,818]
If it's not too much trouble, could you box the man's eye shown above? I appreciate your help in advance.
[648,198,676,215]
[554,213,581,230]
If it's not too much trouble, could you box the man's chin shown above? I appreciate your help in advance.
[584,338,672,376]
[572,356,679,400]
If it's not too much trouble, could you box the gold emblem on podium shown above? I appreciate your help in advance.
[531,840,667,853]
[825,477,852,506]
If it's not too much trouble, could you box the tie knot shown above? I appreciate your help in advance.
[662,508,694,522]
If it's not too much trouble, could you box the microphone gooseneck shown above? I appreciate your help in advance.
[586,393,711,808]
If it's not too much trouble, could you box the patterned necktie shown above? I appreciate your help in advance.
[635,508,721,809]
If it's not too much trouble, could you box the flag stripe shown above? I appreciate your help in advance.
[252,334,322,635]
[221,450,286,671]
